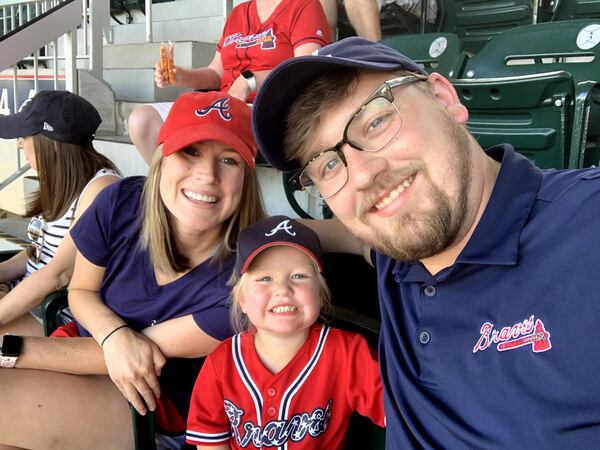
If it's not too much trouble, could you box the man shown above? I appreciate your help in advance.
[321,0,438,41]
[252,37,600,448]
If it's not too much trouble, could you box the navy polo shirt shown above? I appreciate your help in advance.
[375,145,600,449]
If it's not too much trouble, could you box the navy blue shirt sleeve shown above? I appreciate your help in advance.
[70,180,121,267]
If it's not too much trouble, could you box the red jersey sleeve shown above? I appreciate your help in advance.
[186,351,231,447]
[289,0,331,49]
[344,333,387,428]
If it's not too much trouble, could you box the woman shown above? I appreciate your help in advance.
[0,91,265,450]
[128,0,331,163]
[0,90,120,336]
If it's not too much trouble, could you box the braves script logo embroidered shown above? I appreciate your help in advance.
[473,315,552,354]
[224,399,332,447]
[195,98,232,121]
[223,29,276,50]
[265,220,296,237]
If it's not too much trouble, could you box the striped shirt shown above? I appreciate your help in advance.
[25,168,119,276]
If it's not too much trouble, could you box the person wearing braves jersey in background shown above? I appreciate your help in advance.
[251,37,600,448]
[186,215,385,449]
[128,0,331,164]
[0,92,265,450]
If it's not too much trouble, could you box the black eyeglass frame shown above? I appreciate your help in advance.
[289,74,428,199]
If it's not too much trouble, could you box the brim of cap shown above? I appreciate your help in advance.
[162,123,255,168]
[241,241,323,274]
[0,110,38,139]
[252,55,415,172]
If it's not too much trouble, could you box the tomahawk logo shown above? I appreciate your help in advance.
[473,315,552,354]
[265,220,296,237]
[195,98,232,121]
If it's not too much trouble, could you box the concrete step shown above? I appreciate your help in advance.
[103,40,216,102]
[109,0,243,45]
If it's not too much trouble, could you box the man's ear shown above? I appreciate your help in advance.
[427,73,469,124]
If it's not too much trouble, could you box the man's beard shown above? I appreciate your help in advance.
[358,117,473,262]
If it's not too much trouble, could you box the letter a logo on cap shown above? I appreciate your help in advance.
[265,220,296,237]
[195,97,232,121]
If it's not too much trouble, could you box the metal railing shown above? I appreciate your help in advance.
[0,0,108,193]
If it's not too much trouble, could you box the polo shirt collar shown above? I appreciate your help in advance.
[395,145,543,282]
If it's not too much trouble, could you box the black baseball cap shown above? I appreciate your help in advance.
[252,36,428,172]
[236,215,323,276]
[0,90,101,144]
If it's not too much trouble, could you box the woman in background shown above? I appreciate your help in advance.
[0,90,120,336]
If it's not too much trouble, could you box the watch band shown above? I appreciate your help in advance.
[241,70,257,92]
[0,355,17,368]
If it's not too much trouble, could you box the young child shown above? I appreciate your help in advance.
[186,215,385,449]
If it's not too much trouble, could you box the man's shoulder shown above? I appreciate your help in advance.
[538,167,600,203]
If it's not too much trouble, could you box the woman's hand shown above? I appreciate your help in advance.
[101,326,167,415]
[154,63,183,88]
[227,75,252,102]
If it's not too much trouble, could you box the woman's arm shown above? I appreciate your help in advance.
[227,42,325,102]
[69,251,166,415]
[0,175,120,326]
[0,250,28,284]
[154,51,223,90]
[0,236,73,326]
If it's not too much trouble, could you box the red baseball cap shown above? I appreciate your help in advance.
[157,91,257,168]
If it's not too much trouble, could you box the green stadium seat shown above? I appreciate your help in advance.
[440,0,534,54]
[551,0,600,21]
[454,71,575,168]
[380,32,466,78]
[456,20,600,168]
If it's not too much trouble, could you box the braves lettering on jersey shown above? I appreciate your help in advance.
[186,325,385,449]
[217,0,330,101]
[195,97,232,121]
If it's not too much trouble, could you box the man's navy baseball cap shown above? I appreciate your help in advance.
[252,37,428,172]
[236,215,323,276]
[0,90,101,145]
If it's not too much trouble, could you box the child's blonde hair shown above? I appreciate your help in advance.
[229,259,332,334]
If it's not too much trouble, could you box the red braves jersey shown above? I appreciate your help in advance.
[217,0,331,101]
[186,324,385,449]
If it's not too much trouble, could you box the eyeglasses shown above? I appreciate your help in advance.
[290,74,427,200]
[26,215,45,264]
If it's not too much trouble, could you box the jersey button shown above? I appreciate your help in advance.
[419,331,431,345]
[267,406,277,416]
[423,285,436,297]
[267,388,277,397]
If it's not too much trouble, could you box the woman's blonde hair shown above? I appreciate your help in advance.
[139,149,265,275]
[229,257,332,333]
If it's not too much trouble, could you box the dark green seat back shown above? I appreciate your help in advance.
[458,20,600,168]
[461,20,600,81]
[441,0,534,53]
[553,0,600,21]
[380,32,465,78]
[453,71,575,168]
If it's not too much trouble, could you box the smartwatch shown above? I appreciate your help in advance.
[241,70,257,92]
[0,335,23,368]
